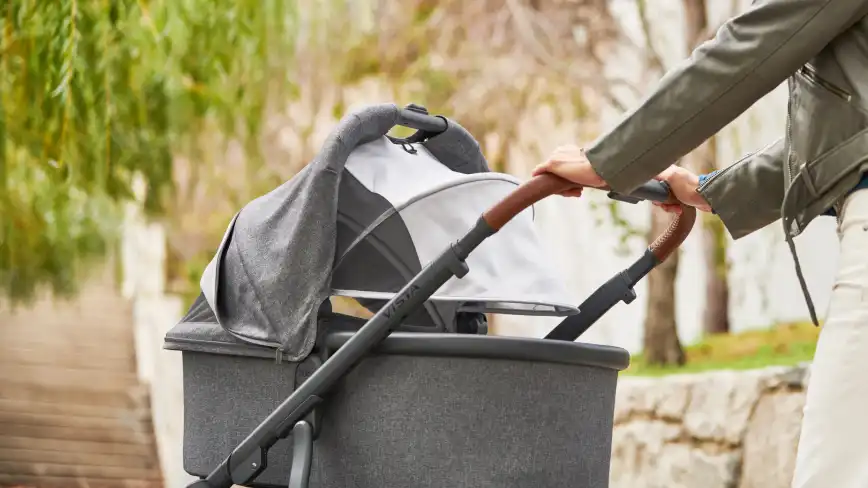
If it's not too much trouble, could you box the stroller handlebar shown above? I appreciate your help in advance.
[482,173,582,230]
[481,173,696,262]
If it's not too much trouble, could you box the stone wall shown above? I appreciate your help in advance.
[611,365,810,488]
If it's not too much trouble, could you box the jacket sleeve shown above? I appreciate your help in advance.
[584,0,868,193]
[698,138,786,239]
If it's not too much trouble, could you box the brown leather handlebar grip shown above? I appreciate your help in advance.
[481,173,696,264]
[482,173,580,231]
[649,204,696,262]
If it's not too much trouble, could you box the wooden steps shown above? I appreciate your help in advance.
[0,270,163,488]
[0,399,149,420]
[0,381,149,409]
[0,461,161,480]
[0,474,162,488]
[0,366,142,391]
[0,437,155,458]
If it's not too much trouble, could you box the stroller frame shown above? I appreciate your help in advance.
[186,105,695,488]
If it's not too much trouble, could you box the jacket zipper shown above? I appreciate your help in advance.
[696,140,778,193]
[696,158,742,193]
[790,69,847,224]
[780,74,821,327]
[798,65,852,102]
[785,77,795,187]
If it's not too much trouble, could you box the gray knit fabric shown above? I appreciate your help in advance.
[181,350,619,488]
[198,104,489,361]
[165,313,302,361]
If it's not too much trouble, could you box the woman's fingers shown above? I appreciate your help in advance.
[559,188,584,198]
[533,159,564,176]
[531,161,551,176]
[652,201,683,214]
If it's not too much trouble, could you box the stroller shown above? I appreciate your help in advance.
[163,103,695,488]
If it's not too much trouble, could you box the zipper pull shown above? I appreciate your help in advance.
[400,142,417,154]
[275,347,283,364]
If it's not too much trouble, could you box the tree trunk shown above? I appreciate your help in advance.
[688,138,731,335]
[702,214,730,335]
[682,0,730,335]
[682,0,707,47]
[642,0,735,364]
[643,206,686,365]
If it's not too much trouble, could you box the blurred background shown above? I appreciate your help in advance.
[0,0,833,487]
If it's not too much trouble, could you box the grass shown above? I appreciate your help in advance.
[623,321,821,377]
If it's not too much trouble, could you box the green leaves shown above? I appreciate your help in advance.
[0,144,119,303]
[1,0,299,304]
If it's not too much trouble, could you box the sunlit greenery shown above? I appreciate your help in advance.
[624,322,820,376]
[1,0,299,303]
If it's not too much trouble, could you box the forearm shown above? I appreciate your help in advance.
[585,0,868,193]
[698,138,787,239]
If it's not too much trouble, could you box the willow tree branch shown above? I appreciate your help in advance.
[635,0,666,75]
[502,0,638,112]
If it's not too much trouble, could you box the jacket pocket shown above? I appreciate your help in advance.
[797,64,852,102]
[790,65,866,181]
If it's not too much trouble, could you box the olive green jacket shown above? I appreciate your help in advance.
[585,0,868,324]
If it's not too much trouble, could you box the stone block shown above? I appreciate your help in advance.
[738,392,805,488]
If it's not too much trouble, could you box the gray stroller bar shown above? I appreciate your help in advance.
[188,170,696,488]
[546,180,696,341]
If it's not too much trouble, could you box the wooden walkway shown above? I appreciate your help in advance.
[0,270,162,488]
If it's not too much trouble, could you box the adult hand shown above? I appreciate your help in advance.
[534,146,713,214]
[532,145,606,197]
[653,165,713,214]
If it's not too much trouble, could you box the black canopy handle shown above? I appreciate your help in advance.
[396,104,448,134]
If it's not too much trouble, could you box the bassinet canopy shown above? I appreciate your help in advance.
[186,103,577,362]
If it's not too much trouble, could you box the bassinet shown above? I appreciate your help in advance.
[164,103,694,488]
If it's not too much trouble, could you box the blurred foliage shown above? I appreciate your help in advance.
[705,213,730,276]
[1,0,298,304]
[624,322,820,376]
[588,198,646,256]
